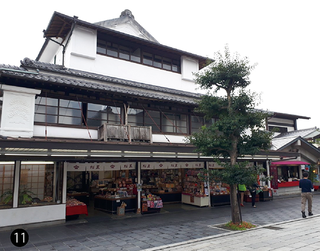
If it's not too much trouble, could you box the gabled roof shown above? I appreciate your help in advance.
[94,9,159,43]
[271,136,320,156]
[37,11,210,69]
[0,58,201,105]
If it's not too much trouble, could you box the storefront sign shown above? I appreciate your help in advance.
[85,163,103,171]
[168,162,180,169]
[104,163,121,171]
[192,162,204,169]
[67,163,86,172]
[154,162,168,169]
[141,162,154,170]
[207,162,224,169]
[120,162,136,170]
[180,162,192,169]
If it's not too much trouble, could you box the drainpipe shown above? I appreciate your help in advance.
[47,16,78,67]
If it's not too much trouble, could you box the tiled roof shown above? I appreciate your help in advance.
[0,58,202,105]
[274,127,320,139]
[271,136,298,150]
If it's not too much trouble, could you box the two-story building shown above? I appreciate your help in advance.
[0,10,317,228]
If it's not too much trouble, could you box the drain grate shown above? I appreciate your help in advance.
[263,226,283,230]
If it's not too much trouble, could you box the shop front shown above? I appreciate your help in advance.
[0,161,65,228]
[65,161,212,218]
[270,161,310,196]
[140,161,209,209]
[207,162,231,206]
[67,162,137,217]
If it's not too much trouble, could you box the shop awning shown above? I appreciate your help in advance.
[271,161,310,165]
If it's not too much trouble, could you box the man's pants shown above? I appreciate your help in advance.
[301,192,313,213]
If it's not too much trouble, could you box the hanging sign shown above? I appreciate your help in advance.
[192,162,204,169]
[168,162,180,169]
[104,162,121,171]
[207,162,224,169]
[154,162,168,169]
[121,162,136,170]
[85,163,104,171]
[141,162,154,170]
[67,163,86,172]
[180,162,192,169]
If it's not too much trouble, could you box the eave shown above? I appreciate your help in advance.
[38,11,211,68]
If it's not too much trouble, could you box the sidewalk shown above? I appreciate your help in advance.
[145,215,320,251]
[0,193,319,251]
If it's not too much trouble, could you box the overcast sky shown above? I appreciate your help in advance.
[1,0,319,129]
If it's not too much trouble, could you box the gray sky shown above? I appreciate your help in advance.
[1,0,319,129]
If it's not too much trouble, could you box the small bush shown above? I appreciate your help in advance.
[225,221,256,230]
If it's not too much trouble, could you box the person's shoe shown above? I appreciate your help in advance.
[309,212,313,216]
[302,211,307,218]
[240,203,244,207]
[253,205,256,208]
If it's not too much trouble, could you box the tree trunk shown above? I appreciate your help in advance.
[230,184,241,224]
[230,146,241,224]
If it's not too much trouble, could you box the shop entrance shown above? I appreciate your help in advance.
[65,161,217,220]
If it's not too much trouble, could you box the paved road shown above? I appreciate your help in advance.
[145,216,320,251]
[0,193,318,251]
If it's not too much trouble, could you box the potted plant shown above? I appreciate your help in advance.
[0,185,35,205]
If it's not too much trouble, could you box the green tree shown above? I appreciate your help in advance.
[189,45,273,224]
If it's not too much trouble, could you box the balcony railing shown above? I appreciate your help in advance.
[98,124,152,143]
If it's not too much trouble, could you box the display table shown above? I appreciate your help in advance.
[152,192,182,203]
[67,192,90,205]
[181,193,209,207]
[259,190,273,201]
[141,199,163,214]
[278,181,299,188]
[210,194,230,206]
[66,205,88,218]
[94,196,136,214]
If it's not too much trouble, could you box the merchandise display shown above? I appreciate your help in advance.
[93,169,138,213]
[67,191,90,205]
[210,182,230,195]
[142,169,182,203]
[183,169,206,197]
[182,169,209,207]
[141,191,163,214]
[66,198,88,217]
[210,181,230,206]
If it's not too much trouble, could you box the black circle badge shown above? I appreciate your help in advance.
[10,229,29,247]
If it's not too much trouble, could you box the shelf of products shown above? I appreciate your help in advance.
[142,169,182,203]
[94,195,137,213]
[90,169,137,213]
[182,169,209,207]
[210,181,230,206]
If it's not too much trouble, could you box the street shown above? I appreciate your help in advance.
[0,193,318,251]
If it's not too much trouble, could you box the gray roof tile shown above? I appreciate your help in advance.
[0,58,202,105]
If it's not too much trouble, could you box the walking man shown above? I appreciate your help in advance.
[299,171,313,218]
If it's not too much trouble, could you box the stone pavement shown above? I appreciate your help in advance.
[0,193,319,251]
[146,215,320,251]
